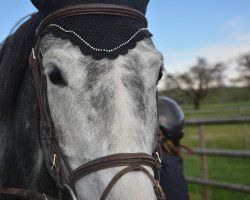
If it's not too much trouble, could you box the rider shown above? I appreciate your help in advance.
[158,96,189,200]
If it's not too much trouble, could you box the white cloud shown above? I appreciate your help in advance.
[224,17,246,30]
[157,17,250,90]
[229,32,250,43]
[164,43,249,74]
[159,43,250,90]
[164,39,250,72]
[163,17,250,74]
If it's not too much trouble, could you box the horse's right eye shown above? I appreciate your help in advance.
[48,65,66,85]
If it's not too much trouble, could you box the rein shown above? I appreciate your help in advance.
[0,4,165,200]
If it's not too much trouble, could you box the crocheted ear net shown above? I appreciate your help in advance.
[31,0,152,60]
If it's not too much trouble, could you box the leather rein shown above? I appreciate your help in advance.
[0,4,165,200]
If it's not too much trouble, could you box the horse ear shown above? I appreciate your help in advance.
[142,0,150,14]
[31,0,46,12]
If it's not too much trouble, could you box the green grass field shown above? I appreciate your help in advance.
[182,100,250,118]
[180,101,250,200]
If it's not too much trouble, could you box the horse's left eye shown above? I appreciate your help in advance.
[157,66,163,82]
[47,66,66,85]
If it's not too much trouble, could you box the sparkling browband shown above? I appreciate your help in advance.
[48,24,148,52]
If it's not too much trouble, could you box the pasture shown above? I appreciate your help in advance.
[181,101,250,200]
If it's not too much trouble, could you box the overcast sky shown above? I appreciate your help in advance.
[1,1,250,75]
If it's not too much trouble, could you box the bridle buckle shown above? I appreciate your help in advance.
[32,48,36,59]
[155,152,162,165]
[51,154,57,170]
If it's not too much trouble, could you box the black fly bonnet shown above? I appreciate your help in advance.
[32,0,152,60]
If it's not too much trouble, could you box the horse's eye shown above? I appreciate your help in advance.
[157,66,163,82]
[48,66,66,85]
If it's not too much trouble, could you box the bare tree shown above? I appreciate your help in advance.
[236,52,250,86]
[165,58,225,109]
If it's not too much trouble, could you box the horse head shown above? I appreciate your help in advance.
[0,1,164,199]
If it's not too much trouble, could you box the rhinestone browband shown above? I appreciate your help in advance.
[48,24,148,52]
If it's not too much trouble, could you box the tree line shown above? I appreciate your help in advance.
[161,52,250,109]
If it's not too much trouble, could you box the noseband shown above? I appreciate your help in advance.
[0,4,165,200]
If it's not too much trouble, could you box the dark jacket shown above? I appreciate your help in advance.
[160,153,189,200]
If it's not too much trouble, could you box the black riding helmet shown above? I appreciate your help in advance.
[158,96,185,140]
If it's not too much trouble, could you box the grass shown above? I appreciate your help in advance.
[182,100,250,110]
[180,100,250,200]
[183,125,250,150]
[182,100,250,118]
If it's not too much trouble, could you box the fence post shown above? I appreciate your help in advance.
[198,125,210,200]
[244,124,249,150]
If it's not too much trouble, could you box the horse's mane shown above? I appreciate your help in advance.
[0,13,43,119]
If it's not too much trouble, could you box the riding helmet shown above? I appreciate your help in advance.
[158,96,185,140]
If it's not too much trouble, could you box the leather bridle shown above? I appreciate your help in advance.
[0,4,165,200]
